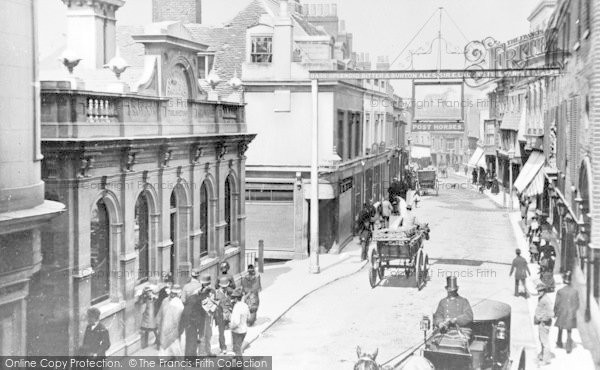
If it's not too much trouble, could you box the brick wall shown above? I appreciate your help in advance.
[152,0,202,23]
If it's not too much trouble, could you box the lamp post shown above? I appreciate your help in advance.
[508,150,515,211]
[310,79,320,274]
[575,222,591,322]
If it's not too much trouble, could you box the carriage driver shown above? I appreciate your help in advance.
[433,276,474,338]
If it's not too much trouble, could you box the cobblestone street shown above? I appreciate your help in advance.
[246,175,534,369]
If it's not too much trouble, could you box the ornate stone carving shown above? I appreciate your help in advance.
[122,147,136,172]
[160,146,173,168]
[78,156,95,178]
[191,144,203,164]
[43,155,60,179]
[238,141,249,158]
[216,143,227,161]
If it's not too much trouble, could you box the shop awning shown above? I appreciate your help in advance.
[514,151,545,194]
[500,110,521,131]
[468,147,484,168]
[522,167,545,197]
[411,145,431,159]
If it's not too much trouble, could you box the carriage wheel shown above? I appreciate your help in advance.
[423,255,430,283]
[369,267,377,288]
[415,253,423,289]
[517,348,526,370]
[369,250,379,288]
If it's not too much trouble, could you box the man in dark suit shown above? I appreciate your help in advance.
[180,282,205,358]
[433,276,473,338]
[510,248,531,297]
[80,307,111,357]
[555,271,579,353]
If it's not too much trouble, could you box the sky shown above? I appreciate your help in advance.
[38,0,540,96]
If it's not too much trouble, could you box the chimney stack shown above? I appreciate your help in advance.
[152,0,202,24]
[376,55,390,70]
[273,0,293,79]
[62,0,124,70]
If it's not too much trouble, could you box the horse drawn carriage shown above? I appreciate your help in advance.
[421,300,513,370]
[355,299,524,370]
[368,224,430,289]
[417,170,439,195]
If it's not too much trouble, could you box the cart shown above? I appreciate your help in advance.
[368,225,429,289]
[417,169,439,195]
[421,300,515,369]
[363,299,523,369]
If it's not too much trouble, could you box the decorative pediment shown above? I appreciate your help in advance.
[135,55,159,94]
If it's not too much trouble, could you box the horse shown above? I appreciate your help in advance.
[354,347,434,370]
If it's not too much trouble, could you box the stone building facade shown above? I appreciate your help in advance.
[28,0,254,356]
[0,0,64,356]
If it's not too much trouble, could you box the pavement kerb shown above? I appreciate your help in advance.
[244,257,369,350]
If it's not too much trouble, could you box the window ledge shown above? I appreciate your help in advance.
[94,300,126,320]
[574,42,581,51]
[224,245,240,258]
[198,256,219,269]
[583,29,590,39]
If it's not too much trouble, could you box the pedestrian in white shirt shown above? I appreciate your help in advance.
[229,288,250,355]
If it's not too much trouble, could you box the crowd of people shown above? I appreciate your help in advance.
[80,262,262,359]
[510,194,579,366]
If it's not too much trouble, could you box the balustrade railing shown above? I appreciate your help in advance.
[86,97,118,123]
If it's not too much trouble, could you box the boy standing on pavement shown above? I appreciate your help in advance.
[230,288,250,356]
[80,307,111,358]
[242,265,262,326]
[509,249,530,297]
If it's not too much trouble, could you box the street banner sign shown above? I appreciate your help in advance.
[308,68,560,81]
[412,121,465,132]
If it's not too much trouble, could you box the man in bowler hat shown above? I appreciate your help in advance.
[554,271,579,353]
[433,276,473,338]
[182,268,202,304]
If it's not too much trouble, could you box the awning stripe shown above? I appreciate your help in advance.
[522,168,545,197]
[468,147,484,167]
[514,151,545,193]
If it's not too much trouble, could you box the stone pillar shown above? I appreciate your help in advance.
[178,204,192,281]
[237,157,248,269]
[149,213,161,284]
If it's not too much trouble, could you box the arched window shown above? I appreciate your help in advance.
[169,191,177,277]
[91,198,110,304]
[224,176,233,245]
[200,182,209,257]
[135,193,150,283]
